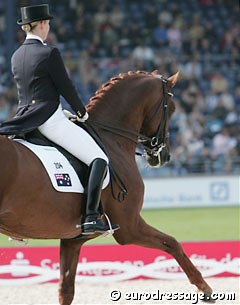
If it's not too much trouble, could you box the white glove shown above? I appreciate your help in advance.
[63,109,77,120]
[77,112,89,122]
[63,109,89,122]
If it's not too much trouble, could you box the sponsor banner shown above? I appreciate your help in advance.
[143,175,240,209]
[0,241,239,285]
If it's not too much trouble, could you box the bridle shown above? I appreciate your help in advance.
[138,77,171,163]
[86,76,172,162]
[85,76,172,201]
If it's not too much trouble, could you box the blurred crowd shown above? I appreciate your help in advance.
[0,0,239,176]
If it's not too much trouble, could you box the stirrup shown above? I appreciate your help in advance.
[101,212,115,237]
[76,212,119,236]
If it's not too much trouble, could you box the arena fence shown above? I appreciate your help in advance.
[142,175,240,209]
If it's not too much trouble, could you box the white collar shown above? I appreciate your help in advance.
[26,33,46,45]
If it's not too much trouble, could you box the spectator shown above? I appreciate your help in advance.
[188,14,204,51]
[211,128,236,157]
[131,39,155,70]
[167,22,182,53]
[152,21,168,48]
[143,4,159,29]
[210,73,229,94]
[108,4,124,29]
[180,54,202,79]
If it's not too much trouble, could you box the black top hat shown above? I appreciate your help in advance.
[17,4,53,25]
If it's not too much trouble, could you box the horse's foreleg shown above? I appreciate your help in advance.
[115,218,213,297]
[58,239,82,305]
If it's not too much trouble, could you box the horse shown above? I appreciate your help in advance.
[0,70,213,305]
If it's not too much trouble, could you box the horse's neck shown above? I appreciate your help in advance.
[89,92,143,131]
[88,93,143,157]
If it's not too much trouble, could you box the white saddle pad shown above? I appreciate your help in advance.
[15,139,109,193]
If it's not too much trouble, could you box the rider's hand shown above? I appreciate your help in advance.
[63,109,76,120]
[77,112,89,122]
[63,109,89,122]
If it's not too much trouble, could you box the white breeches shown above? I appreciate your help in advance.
[38,105,108,166]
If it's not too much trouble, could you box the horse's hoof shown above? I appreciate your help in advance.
[202,293,216,303]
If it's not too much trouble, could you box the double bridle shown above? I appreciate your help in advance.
[87,76,171,159]
[85,76,172,201]
[138,77,170,160]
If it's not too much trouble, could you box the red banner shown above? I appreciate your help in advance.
[0,241,239,285]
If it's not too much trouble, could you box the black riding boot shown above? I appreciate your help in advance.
[82,158,120,235]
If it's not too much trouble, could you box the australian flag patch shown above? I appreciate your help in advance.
[54,173,72,187]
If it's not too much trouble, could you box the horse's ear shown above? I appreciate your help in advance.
[168,71,180,88]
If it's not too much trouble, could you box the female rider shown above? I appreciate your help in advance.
[0,4,119,235]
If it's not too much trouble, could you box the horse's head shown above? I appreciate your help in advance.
[139,71,179,168]
[87,70,178,169]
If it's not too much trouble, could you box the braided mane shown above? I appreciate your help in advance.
[87,70,175,119]
[89,70,150,104]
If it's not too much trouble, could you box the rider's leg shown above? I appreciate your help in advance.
[81,158,119,234]
[38,106,107,165]
[85,158,107,217]
[38,105,119,234]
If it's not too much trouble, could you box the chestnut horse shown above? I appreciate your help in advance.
[0,71,213,305]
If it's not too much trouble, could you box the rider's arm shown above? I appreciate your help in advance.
[48,47,86,117]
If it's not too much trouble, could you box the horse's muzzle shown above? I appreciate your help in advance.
[146,146,170,168]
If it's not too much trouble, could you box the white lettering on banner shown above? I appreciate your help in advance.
[0,257,239,285]
[41,259,60,270]
[143,175,240,209]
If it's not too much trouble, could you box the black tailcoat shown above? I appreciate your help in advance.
[0,39,85,135]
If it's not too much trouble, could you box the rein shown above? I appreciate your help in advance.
[87,78,170,157]
[87,120,150,146]
[84,120,129,202]
[86,77,171,201]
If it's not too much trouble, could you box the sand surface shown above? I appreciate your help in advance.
[0,277,239,305]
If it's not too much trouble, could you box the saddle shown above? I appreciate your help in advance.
[14,121,127,202]
[16,123,105,188]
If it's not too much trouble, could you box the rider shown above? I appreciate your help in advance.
[0,4,119,235]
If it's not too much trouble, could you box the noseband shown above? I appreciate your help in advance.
[138,77,170,161]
